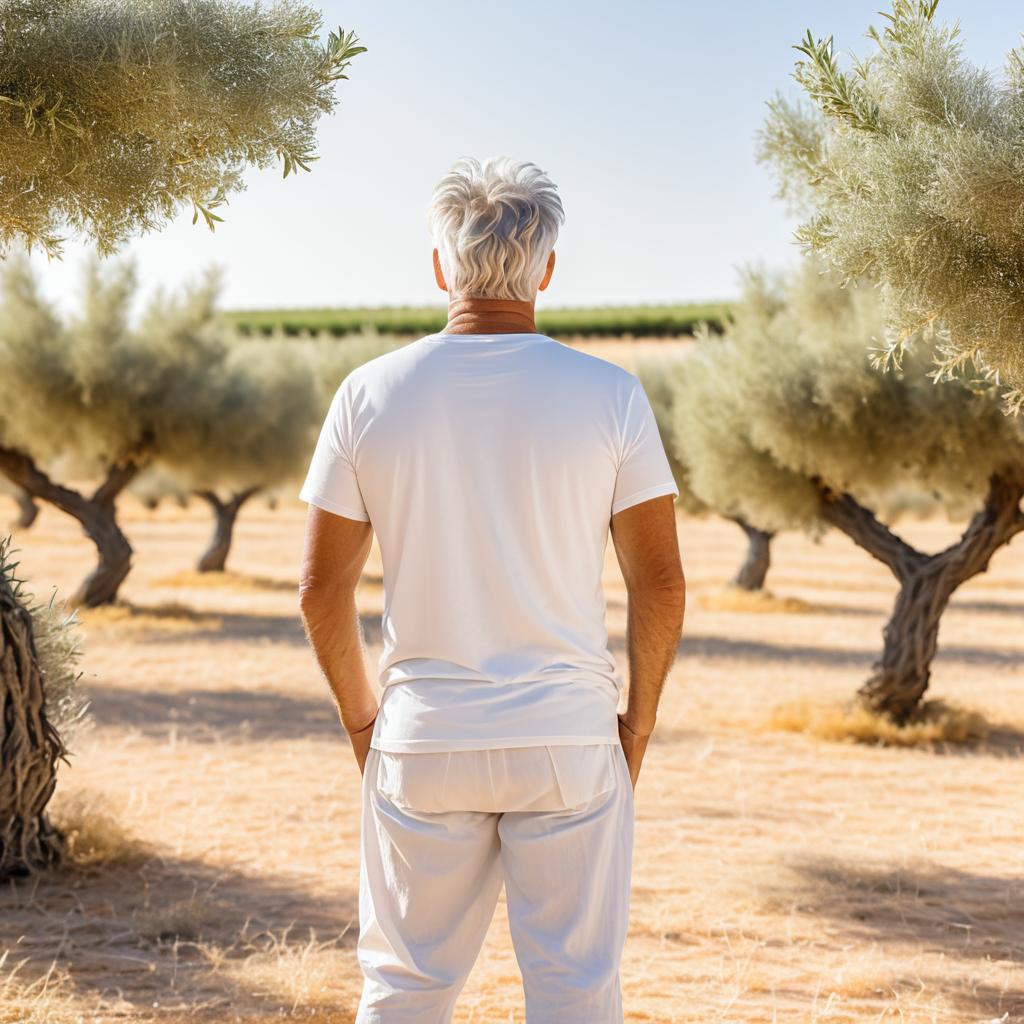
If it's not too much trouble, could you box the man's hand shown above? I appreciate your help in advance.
[348,712,378,776]
[617,714,650,790]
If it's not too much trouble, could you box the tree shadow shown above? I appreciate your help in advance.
[771,855,1024,965]
[0,844,360,1020]
[82,684,347,744]
[649,633,1023,669]
[769,855,1024,1018]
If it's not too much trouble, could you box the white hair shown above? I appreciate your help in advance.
[427,156,564,301]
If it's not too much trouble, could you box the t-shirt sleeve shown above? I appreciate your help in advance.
[298,381,370,522]
[610,378,680,515]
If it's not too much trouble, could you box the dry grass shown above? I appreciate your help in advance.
[766,698,993,747]
[699,586,819,614]
[0,957,79,1024]
[48,789,152,869]
[1,442,1022,1022]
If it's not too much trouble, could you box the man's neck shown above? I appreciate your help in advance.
[442,297,538,335]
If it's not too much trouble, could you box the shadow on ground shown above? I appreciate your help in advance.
[662,633,1023,669]
[763,855,1024,1020]
[82,684,349,743]
[773,855,1024,963]
[0,843,360,1021]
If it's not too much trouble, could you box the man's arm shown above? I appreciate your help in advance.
[298,504,378,773]
[610,493,686,788]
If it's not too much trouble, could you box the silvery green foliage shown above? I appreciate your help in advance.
[303,329,399,410]
[671,261,1024,535]
[169,334,320,493]
[0,540,89,744]
[0,258,397,495]
[31,594,89,744]
[148,329,397,496]
[634,354,706,516]
[0,0,364,256]
[0,257,229,473]
[758,0,1024,411]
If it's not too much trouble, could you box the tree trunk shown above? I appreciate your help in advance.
[71,500,135,608]
[728,517,773,591]
[0,446,142,608]
[0,552,66,877]
[195,487,260,573]
[12,488,38,529]
[821,469,1024,723]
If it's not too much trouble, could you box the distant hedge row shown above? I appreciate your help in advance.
[223,302,733,339]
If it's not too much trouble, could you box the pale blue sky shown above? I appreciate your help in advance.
[28,0,1021,311]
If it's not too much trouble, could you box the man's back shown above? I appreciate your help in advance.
[298,157,686,1024]
[300,330,678,750]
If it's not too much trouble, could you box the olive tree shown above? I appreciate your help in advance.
[759,0,1024,411]
[673,262,1024,721]
[136,332,396,573]
[0,259,240,605]
[0,540,87,876]
[638,343,776,592]
[177,338,324,573]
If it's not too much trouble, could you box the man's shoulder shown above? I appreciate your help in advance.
[532,337,641,391]
[337,335,436,391]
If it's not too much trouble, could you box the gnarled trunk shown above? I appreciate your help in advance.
[195,486,260,572]
[12,488,38,529]
[728,517,773,591]
[71,499,134,608]
[0,446,142,608]
[821,469,1024,723]
[0,552,66,876]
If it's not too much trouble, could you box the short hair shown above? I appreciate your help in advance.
[427,157,564,301]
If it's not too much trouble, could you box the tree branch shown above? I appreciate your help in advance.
[91,457,144,508]
[819,488,926,581]
[0,444,89,519]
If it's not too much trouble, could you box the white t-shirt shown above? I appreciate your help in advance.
[299,332,678,752]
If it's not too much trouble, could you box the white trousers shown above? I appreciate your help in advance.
[355,743,635,1023]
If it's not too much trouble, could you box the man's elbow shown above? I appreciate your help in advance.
[298,574,349,621]
[628,562,686,599]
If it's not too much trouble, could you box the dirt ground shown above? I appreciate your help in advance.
[2,342,1022,1024]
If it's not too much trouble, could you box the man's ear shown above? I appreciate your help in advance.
[432,249,448,292]
[538,250,556,292]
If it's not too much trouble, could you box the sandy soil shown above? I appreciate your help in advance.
[1,343,1021,1024]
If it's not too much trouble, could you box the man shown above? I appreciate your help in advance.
[298,156,685,1023]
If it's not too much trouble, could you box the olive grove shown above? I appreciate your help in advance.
[759,0,1024,411]
[670,262,1024,721]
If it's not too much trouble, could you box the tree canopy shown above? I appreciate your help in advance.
[667,260,1024,719]
[759,0,1024,410]
[674,262,1024,537]
[0,0,364,256]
